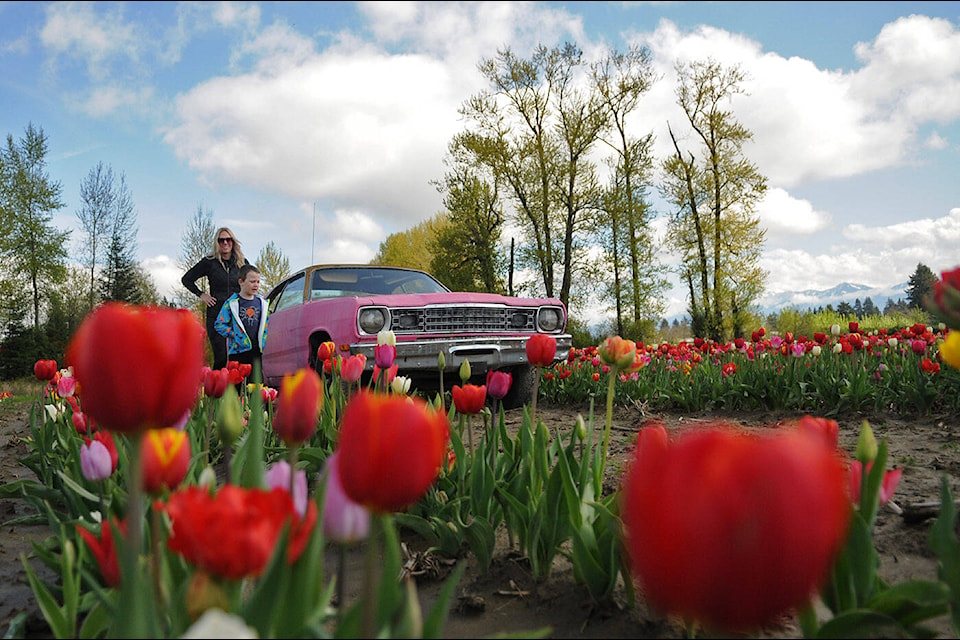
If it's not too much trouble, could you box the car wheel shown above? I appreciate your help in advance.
[501,363,536,411]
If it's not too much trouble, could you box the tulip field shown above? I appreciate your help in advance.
[1,299,960,638]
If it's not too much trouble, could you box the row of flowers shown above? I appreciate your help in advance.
[540,320,960,416]
[4,268,960,638]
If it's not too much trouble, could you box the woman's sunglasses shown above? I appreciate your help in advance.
[218,237,233,244]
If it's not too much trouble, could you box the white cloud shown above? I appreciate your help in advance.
[141,254,183,300]
[762,208,960,294]
[757,189,831,237]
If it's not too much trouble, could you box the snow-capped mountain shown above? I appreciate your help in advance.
[754,281,910,316]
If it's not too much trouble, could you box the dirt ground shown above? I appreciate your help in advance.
[2,399,959,638]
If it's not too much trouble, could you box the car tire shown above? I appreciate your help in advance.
[501,363,536,411]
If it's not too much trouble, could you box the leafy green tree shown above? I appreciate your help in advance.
[0,124,69,358]
[661,60,767,341]
[906,262,937,310]
[591,45,666,336]
[371,214,446,272]
[458,44,607,308]
[862,297,877,318]
[256,240,291,292]
[429,160,505,293]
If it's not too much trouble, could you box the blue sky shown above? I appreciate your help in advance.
[2,1,959,324]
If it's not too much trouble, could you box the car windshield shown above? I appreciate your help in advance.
[309,267,449,299]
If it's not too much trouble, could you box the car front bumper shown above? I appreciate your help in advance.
[349,334,573,373]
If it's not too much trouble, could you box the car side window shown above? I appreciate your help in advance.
[271,274,306,313]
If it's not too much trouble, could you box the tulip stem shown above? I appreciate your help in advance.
[362,515,381,638]
[602,372,616,478]
[336,544,346,624]
[465,415,474,458]
[529,368,540,431]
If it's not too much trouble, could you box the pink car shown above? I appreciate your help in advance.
[261,265,571,408]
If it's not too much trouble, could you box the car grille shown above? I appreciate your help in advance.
[389,306,536,333]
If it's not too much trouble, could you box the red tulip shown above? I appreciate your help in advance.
[340,354,366,384]
[485,370,512,400]
[33,359,58,381]
[525,333,557,368]
[620,423,850,634]
[337,390,449,513]
[66,303,204,434]
[849,460,903,506]
[452,383,486,414]
[796,415,839,450]
[316,341,336,363]
[202,367,229,398]
[141,428,191,495]
[76,518,126,587]
[72,411,92,435]
[161,484,317,580]
[273,368,323,445]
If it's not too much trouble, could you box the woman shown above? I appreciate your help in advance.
[181,227,250,370]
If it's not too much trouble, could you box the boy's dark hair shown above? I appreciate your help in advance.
[239,264,260,281]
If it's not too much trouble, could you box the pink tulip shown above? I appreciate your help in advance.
[321,452,370,543]
[265,460,309,517]
[80,440,113,482]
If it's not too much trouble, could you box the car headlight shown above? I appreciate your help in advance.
[359,308,388,334]
[537,307,562,332]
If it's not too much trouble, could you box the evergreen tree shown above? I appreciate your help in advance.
[862,297,877,317]
[906,262,937,310]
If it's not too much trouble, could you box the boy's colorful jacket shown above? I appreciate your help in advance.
[214,293,270,355]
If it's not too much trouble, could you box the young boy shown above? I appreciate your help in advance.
[215,264,270,384]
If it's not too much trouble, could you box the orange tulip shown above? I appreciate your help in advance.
[337,390,449,513]
[66,303,204,434]
[598,336,636,370]
[273,368,323,445]
[620,423,850,634]
[141,428,191,495]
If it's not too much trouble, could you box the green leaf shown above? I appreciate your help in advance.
[929,477,960,634]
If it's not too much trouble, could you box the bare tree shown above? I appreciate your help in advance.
[175,204,215,307]
[76,162,115,310]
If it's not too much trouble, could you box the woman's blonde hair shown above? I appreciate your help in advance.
[212,226,246,269]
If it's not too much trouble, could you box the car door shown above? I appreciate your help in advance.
[261,272,307,386]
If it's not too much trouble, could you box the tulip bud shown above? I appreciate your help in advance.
[855,420,878,463]
[437,350,446,371]
[216,387,245,447]
[459,359,471,384]
[197,465,218,489]
[575,414,587,440]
